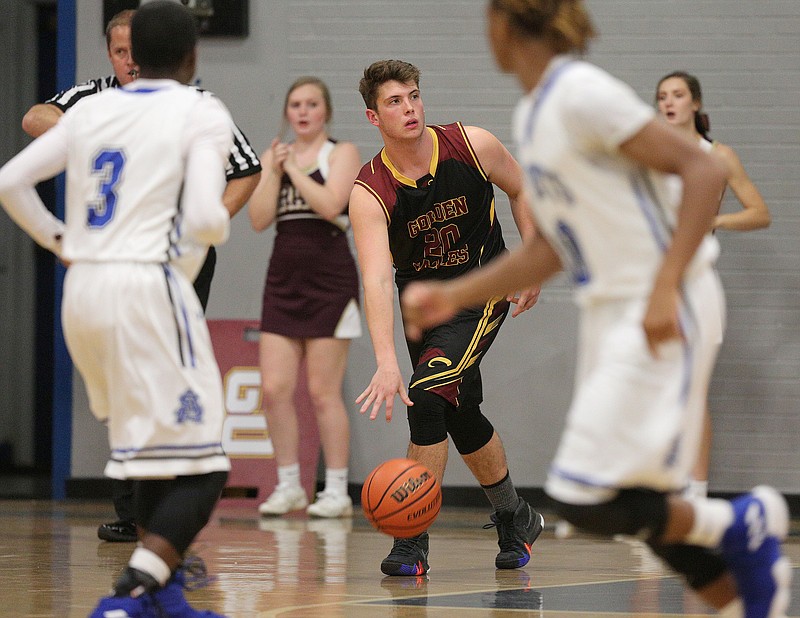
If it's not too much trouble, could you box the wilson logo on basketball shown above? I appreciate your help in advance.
[390,471,432,504]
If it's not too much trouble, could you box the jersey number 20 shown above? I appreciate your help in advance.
[88,149,126,228]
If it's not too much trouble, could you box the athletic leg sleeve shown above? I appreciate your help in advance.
[549,488,670,541]
[407,387,450,446]
[135,471,227,555]
[446,403,494,455]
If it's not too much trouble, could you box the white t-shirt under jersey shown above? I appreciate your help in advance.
[513,57,719,305]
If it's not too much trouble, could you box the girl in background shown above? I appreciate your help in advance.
[656,71,771,499]
[656,71,770,232]
[249,77,362,518]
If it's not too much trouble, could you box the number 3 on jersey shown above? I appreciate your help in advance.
[88,149,126,228]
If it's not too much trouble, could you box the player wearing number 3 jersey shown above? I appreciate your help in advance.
[0,3,232,614]
[56,84,232,481]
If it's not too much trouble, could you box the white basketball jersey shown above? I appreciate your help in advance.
[59,79,232,264]
[513,58,719,305]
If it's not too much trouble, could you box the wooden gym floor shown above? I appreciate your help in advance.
[2,499,799,617]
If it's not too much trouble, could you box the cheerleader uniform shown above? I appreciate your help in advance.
[260,139,361,339]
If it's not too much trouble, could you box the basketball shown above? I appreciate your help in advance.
[361,458,442,538]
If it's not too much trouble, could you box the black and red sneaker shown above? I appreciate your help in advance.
[380,532,430,576]
[487,498,544,569]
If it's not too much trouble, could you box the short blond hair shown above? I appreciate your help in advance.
[105,9,135,49]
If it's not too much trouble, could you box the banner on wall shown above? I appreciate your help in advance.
[208,320,320,508]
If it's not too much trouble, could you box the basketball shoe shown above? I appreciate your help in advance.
[258,485,308,516]
[306,491,354,518]
[486,498,545,569]
[380,532,430,576]
[719,486,792,618]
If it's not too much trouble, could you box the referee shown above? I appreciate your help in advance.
[22,8,262,542]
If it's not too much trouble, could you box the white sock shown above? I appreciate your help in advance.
[324,467,348,496]
[129,547,171,587]
[684,498,734,548]
[276,463,301,489]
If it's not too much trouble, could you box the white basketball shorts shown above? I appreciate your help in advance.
[545,266,725,504]
[62,262,230,480]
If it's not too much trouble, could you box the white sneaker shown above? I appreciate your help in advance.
[306,491,354,518]
[258,485,308,516]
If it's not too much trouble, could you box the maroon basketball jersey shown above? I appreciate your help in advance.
[355,122,505,291]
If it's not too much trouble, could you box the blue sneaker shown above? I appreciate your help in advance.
[154,556,227,617]
[720,486,792,618]
[89,594,154,618]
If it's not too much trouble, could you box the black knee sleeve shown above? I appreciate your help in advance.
[549,488,669,540]
[135,471,228,555]
[647,543,728,590]
[446,403,494,455]
[407,388,450,446]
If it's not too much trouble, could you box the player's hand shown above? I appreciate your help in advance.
[507,284,541,317]
[401,282,458,340]
[642,283,682,356]
[356,365,413,422]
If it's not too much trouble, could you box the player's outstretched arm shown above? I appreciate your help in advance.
[350,183,413,422]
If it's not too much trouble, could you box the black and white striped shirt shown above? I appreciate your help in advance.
[46,75,262,180]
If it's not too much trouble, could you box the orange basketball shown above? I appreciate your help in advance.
[361,458,442,538]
